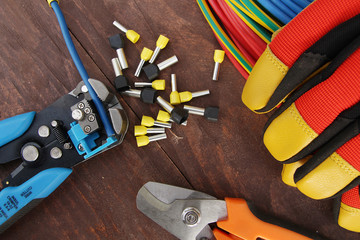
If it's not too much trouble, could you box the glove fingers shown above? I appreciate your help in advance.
[259,14,360,113]
[281,157,309,187]
[335,186,360,232]
[294,120,360,199]
[242,0,360,112]
[264,46,360,162]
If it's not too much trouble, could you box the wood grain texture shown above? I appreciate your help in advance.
[0,0,358,239]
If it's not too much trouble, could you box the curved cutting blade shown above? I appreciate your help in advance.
[136,182,227,240]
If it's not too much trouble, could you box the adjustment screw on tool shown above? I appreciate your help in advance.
[170,74,181,105]
[156,96,189,124]
[143,55,178,81]
[179,90,210,103]
[50,147,63,159]
[134,79,166,90]
[134,125,165,136]
[136,133,167,147]
[38,125,50,138]
[141,115,172,128]
[72,109,84,121]
[213,50,225,81]
[111,58,130,92]
[157,110,187,126]
[184,105,219,122]
[149,35,169,63]
[109,34,128,69]
[113,20,140,44]
[135,47,154,77]
[122,88,158,104]
[21,143,40,163]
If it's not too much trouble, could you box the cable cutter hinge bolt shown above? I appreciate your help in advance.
[109,34,128,69]
[134,125,165,136]
[136,133,167,147]
[134,79,165,90]
[135,47,154,77]
[141,115,172,128]
[111,58,130,92]
[184,105,219,122]
[149,35,169,64]
[113,20,140,44]
[156,96,188,125]
[170,74,181,105]
[143,56,178,81]
[213,50,225,81]
[179,90,210,103]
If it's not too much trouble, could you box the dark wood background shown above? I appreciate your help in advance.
[0,1,358,239]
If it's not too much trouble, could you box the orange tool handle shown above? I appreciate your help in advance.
[215,198,318,240]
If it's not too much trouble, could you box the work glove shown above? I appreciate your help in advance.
[241,0,360,232]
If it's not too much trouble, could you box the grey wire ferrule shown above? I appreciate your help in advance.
[148,133,167,142]
[157,56,178,71]
[184,105,205,116]
[111,58,123,77]
[116,48,128,69]
[191,90,210,98]
[149,47,160,64]
[169,118,188,126]
[135,59,145,77]
[156,96,174,113]
[171,74,177,92]
[147,127,166,134]
[113,20,128,33]
[153,121,172,129]
[213,62,220,81]
[134,82,152,88]
[122,89,141,98]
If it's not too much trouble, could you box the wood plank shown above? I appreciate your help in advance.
[0,0,358,239]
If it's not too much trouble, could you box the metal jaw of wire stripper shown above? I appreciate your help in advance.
[0,79,128,233]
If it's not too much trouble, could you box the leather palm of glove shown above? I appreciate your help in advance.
[241,0,360,232]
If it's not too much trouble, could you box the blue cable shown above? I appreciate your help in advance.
[280,0,303,14]
[50,1,115,136]
[270,0,297,19]
[256,0,292,24]
[292,0,311,9]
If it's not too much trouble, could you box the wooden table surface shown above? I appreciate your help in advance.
[0,1,358,239]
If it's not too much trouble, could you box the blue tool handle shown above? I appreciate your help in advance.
[0,168,72,234]
[0,112,36,147]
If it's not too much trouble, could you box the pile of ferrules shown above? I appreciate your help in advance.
[108,21,221,147]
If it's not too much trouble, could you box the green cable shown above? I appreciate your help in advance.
[197,0,253,73]
[233,0,281,32]
[226,0,272,43]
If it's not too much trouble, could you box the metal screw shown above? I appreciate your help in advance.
[81,85,88,93]
[51,120,59,127]
[72,109,84,121]
[78,144,84,151]
[38,125,50,138]
[22,145,39,162]
[50,147,62,159]
[88,114,95,122]
[84,125,91,133]
[182,207,200,226]
[63,142,72,150]
[84,107,91,114]
[78,102,85,109]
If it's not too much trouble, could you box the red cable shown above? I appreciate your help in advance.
[218,0,266,57]
[215,35,250,79]
[208,0,256,64]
